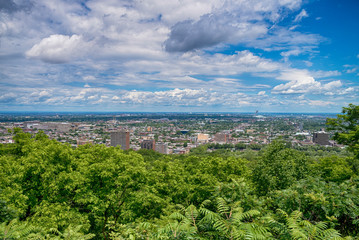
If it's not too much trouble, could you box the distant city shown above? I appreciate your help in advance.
[0,112,342,154]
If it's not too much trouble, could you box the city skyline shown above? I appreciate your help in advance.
[0,0,358,113]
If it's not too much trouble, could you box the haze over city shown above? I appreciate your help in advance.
[0,0,358,112]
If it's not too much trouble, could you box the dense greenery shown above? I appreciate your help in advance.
[1,105,359,239]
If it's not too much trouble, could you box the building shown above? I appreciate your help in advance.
[141,139,155,150]
[197,133,209,143]
[155,143,168,154]
[214,133,228,143]
[111,131,130,150]
[313,132,330,146]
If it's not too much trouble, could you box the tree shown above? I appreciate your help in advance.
[311,155,354,182]
[252,141,309,195]
[327,104,359,158]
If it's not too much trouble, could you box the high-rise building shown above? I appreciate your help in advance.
[111,131,130,150]
[141,139,155,150]
[313,132,330,146]
[214,133,228,143]
[155,143,168,154]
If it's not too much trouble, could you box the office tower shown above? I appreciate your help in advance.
[155,143,168,154]
[111,131,130,150]
[214,133,228,143]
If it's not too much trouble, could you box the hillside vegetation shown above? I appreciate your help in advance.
[1,105,359,239]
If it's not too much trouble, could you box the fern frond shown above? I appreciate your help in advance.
[317,228,342,240]
[216,198,230,216]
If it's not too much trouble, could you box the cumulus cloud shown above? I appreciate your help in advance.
[273,75,320,94]
[26,34,88,63]
[164,17,234,52]
[0,0,356,112]
[258,91,266,95]
[164,0,307,52]
[110,88,260,107]
[121,88,210,105]
[272,69,352,95]
[164,13,267,52]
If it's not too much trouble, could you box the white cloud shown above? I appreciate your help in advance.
[294,9,308,22]
[346,68,357,74]
[258,91,266,95]
[26,34,88,63]
[308,100,334,107]
[311,70,341,78]
[272,69,350,95]
[0,0,356,112]
[304,61,313,67]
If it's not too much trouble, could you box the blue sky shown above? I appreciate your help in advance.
[0,0,358,112]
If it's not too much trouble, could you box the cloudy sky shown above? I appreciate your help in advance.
[0,0,358,112]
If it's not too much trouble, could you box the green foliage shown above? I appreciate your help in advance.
[0,219,39,239]
[327,104,359,158]
[1,127,359,239]
[269,210,347,240]
[266,177,359,236]
[0,195,16,223]
[311,155,354,182]
[252,141,309,195]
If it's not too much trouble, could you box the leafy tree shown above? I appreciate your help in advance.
[311,155,354,182]
[266,177,359,236]
[269,210,349,240]
[327,104,359,158]
[0,195,16,223]
[252,141,309,195]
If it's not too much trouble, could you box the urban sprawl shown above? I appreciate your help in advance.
[0,113,342,154]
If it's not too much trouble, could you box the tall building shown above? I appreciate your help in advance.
[313,132,330,146]
[155,143,168,154]
[141,139,155,150]
[214,133,228,143]
[111,131,130,150]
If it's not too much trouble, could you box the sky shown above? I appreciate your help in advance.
[0,0,358,113]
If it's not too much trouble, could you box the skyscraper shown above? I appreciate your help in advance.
[155,143,168,154]
[214,133,228,143]
[111,131,130,150]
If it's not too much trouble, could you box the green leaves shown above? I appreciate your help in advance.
[326,104,359,158]
[252,141,309,195]
[1,126,359,239]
